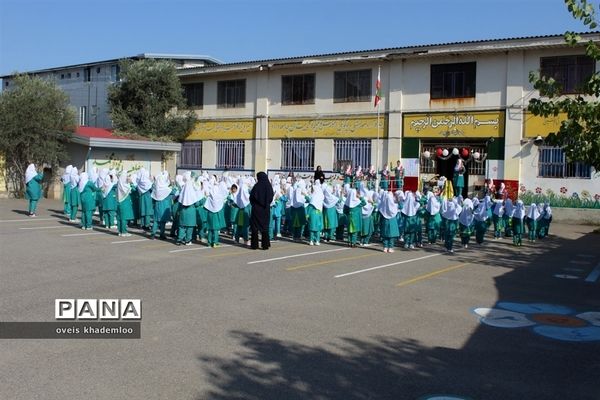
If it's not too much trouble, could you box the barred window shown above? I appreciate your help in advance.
[334,69,372,103]
[216,140,245,169]
[431,62,476,99]
[419,143,486,175]
[183,83,203,108]
[281,139,315,171]
[180,141,202,169]
[334,139,372,171]
[217,79,245,108]
[538,146,591,178]
[540,55,595,94]
[282,74,315,105]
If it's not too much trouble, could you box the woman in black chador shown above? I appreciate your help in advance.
[250,171,274,250]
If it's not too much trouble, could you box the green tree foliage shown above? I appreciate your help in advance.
[0,74,75,197]
[108,59,197,141]
[528,0,600,171]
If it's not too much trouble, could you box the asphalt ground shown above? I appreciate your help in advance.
[0,198,599,400]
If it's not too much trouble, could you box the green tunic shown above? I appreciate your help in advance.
[80,182,97,211]
[306,204,323,232]
[63,183,71,204]
[344,199,366,234]
[139,190,153,217]
[101,186,117,211]
[361,214,374,236]
[178,204,197,227]
[153,196,172,223]
[206,209,226,230]
[323,206,338,230]
[117,194,134,220]
[379,214,400,238]
[69,185,80,208]
[26,173,43,201]
[290,206,306,228]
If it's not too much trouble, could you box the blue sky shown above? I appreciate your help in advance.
[0,0,598,75]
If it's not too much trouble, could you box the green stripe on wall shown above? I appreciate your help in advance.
[401,138,420,158]
[487,138,504,160]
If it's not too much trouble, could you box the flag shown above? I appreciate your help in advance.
[374,66,381,108]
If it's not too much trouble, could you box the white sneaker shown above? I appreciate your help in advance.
[388,248,395,253]
[309,241,314,246]
[118,233,122,237]
[123,233,132,237]
[81,226,86,230]
[246,241,251,246]
[464,244,468,249]
[276,233,282,238]
[315,241,320,246]
[383,248,388,253]
[409,245,415,249]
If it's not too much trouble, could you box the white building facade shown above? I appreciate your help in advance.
[177,33,600,199]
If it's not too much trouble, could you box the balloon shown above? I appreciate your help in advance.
[452,148,459,156]
[423,150,431,159]
[436,148,443,157]
[461,148,470,158]
[473,151,481,160]
[442,149,449,157]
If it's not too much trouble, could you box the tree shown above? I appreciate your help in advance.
[108,59,197,141]
[528,0,600,171]
[0,74,75,197]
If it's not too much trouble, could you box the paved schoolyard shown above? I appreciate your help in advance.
[1,198,599,400]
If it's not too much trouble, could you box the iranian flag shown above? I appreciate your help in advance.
[374,66,382,107]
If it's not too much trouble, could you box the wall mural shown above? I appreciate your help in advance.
[472,302,600,342]
[93,153,143,172]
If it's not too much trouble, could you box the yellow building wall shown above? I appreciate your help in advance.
[523,111,567,138]
[403,111,505,138]
[187,119,255,140]
[269,116,388,139]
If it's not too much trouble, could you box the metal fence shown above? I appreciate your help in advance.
[216,140,245,169]
[538,146,591,178]
[281,139,315,171]
[420,143,487,175]
[179,141,202,169]
[334,139,371,170]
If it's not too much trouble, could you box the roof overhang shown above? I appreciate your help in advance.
[71,134,181,152]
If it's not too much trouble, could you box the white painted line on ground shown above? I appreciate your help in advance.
[584,263,600,283]
[61,232,103,237]
[334,253,442,278]
[554,274,580,280]
[569,260,591,265]
[562,267,585,272]
[169,244,232,253]
[19,226,65,230]
[247,247,350,265]
[111,239,149,244]
[0,218,56,223]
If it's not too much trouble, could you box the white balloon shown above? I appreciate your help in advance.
[473,151,481,160]
[442,149,449,157]
[423,150,431,159]
[452,147,459,156]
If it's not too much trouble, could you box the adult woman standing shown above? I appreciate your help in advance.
[250,172,274,250]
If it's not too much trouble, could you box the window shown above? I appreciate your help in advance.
[183,83,204,108]
[538,146,591,178]
[76,72,80,78]
[281,74,315,105]
[84,67,91,82]
[216,140,245,169]
[179,141,202,169]
[217,79,245,108]
[110,65,121,82]
[60,74,64,79]
[66,72,72,79]
[334,69,371,103]
[79,106,87,126]
[96,67,101,74]
[281,139,315,171]
[4,81,8,87]
[334,139,371,170]
[430,62,476,99]
[540,55,595,94]
[419,143,486,175]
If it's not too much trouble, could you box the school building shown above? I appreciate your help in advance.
[177,32,600,198]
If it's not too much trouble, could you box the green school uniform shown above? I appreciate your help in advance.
[26,173,43,214]
[117,191,134,234]
[80,182,98,228]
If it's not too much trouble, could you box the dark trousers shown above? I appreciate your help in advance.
[251,228,270,250]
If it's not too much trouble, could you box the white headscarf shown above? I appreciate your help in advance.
[401,192,419,217]
[473,200,489,222]
[70,167,80,189]
[25,164,37,183]
[61,165,73,184]
[77,172,88,193]
[504,198,515,218]
[204,181,228,213]
[178,172,198,206]
[493,200,504,217]
[379,191,398,219]
[101,173,116,198]
[513,200,525,220]
[97,168,109,188]
[543,203,552,219]
[345,188,361,208]
[309,182,325,211]
[137,168,152,194]
[117,172,132,202]
[442,198,462,220]
[361,191,374,217]
[151,174,172,201]
[235,177,251,208]
[458,198,474,226]
[292,180,307,208]
[88,167,98,185]
[525,203,539,219]
[323,184,339,209]
[426,192,441,215]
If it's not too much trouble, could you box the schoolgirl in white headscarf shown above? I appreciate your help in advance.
[204,181,228,247]
[401,191,420,249]
[473,196,489,244]
[321,184,339,242]
[234,177,252,244]
[344,186,365,247]
[176,172,198,245]
[458,198,474,248]
[441,198,462,253]
[512,200,525,246]
[150,173,173,239]
[359,190,375,246]
[492,200,504,239]
[116,171,134,236]
[306,181,325,245]
[426,191,442,244]
[290,180,308,241]
[100,171,118,229]
[379,191,399,253]
[136,168,153,229]
[61,165,73,215]
[67,167,80,221]
[24,163,43,216]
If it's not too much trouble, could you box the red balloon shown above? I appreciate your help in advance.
[436,148,443,157]
[461,148,470,158]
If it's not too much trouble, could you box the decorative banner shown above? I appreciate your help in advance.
[523,111,568,138]
[269,116,387,139]
[187,119,254,140]
[403,111,504,138]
